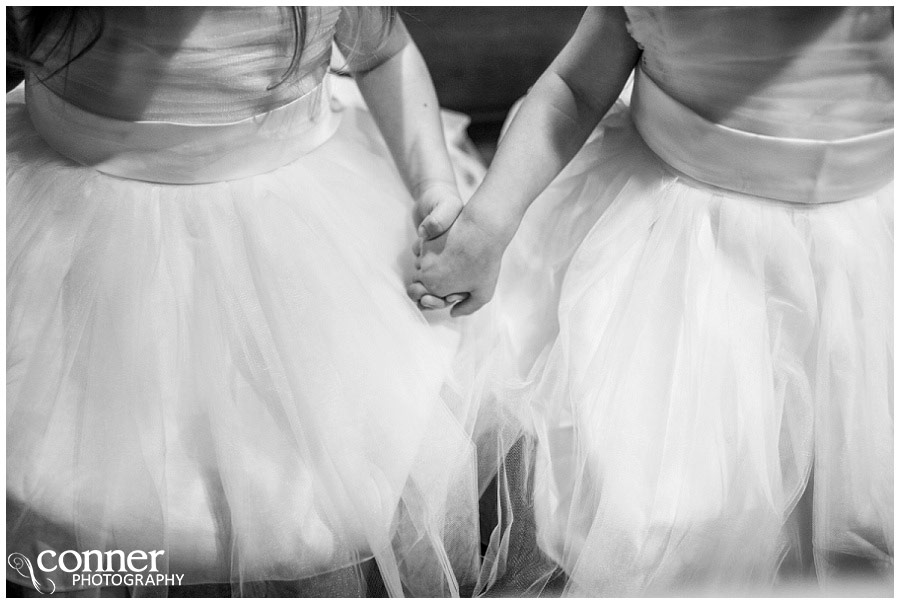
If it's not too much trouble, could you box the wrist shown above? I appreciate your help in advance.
[465,175,532,247]
[459,193,519,254]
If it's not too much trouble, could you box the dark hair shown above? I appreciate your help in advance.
[10,7,103,79]
[8,7,396,89]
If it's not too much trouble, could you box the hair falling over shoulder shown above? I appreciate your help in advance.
[7,7,103,77]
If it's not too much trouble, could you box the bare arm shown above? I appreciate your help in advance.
[336,9,462,232]
[412,7,641,316]
[461,6,640,245]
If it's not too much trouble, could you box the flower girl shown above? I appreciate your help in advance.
[7,6,484,597]
[414,6,892,596]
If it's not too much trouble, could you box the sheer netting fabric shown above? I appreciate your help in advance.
[456,7,893,597]
[7,7,486,597]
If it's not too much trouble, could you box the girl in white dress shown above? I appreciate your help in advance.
[413,7,892,596]
[7,7,484,597]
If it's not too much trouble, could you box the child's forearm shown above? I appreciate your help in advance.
[469,74,610,243]
[465,7,640,245]
[354,36,459,201]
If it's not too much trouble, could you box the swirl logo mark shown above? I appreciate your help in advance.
[8,553,57,595]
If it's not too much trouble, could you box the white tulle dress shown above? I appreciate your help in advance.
[7,7,485,597]
[458,7,893,597]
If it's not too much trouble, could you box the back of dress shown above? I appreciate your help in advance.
[623,7,893,204]
[25,7,338,122]
[16,7,407,183]
[626,7,892,139]
[18,7,336,183]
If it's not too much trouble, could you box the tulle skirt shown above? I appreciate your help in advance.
[7,77,485,597]
[457,78,893,597]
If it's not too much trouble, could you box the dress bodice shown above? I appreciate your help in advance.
[23,7,343,123]
[625,7,893,139]
[15,7,408,183]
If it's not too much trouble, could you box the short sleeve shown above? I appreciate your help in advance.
[334,7,409,73]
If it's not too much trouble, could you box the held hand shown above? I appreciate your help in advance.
[413,181,464,240]
[411,181,466,311]
[415,291,467,311]
[409,202,508,317]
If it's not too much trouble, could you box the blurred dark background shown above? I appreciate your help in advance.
[402,7,583,122]
[402,6,584,162]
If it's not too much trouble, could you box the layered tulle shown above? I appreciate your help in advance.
[7,80,485,597]
[455,96,893,596]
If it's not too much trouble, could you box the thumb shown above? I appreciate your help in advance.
[450,292,489,317]
[418,197,462,240]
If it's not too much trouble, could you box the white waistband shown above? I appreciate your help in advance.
[26,76,341,185]
[631,67,893,203]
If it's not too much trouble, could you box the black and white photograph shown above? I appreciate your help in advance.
[4,3,894,598]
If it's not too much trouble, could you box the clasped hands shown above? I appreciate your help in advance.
[408,184,506,317]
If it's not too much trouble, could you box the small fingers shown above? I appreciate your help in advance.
[406,282,450,311]
[445,293,468,305]
[417,215,443,240]
[419,294,448,310]
[406,281,430,304]
[418,198,462,240]
[450,292,489,317]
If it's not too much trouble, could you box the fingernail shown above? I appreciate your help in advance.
[446,294,465,304]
